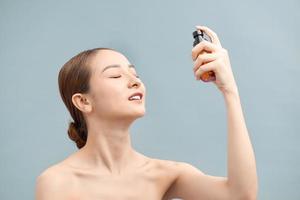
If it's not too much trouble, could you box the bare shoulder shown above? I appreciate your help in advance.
[35,163,72,200]
[150,158,209,200]
[148,158,202,186]
[151,157,200,174]
[154,158,231,200]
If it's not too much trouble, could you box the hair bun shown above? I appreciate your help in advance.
[67,121,86,149]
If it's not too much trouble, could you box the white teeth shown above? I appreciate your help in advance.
[129,95,141,100]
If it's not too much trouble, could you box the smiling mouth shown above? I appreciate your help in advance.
[128,92,143,101]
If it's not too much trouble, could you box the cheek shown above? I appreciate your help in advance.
[93,84,126,109]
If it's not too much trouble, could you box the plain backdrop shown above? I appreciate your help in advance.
[1,0,299,199]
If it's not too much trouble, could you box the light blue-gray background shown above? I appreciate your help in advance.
[1,0,299,199]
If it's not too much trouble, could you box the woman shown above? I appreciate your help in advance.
[35,26,258,200]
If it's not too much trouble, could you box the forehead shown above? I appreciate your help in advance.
[90,50,131,72]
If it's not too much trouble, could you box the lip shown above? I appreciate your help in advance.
[128,92,143,101]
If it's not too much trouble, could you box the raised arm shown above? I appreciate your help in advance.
[163,26,257,200]
[192,26,258,199]
[222,82,257,199]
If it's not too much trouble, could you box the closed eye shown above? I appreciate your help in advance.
[110,75,122,78]
[110,75,140,79]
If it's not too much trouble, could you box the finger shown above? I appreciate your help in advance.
[191,40,218,61]
[193,53,217,73]
[195,25,222,48]
[194,60,216,80]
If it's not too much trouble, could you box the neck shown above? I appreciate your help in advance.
[79,116,139,174]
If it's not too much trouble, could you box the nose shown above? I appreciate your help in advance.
[128,74,141,88]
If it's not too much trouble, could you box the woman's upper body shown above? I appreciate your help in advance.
[35,150,230,200]
[35,25,257,200]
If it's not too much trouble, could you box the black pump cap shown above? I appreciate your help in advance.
[193,30,203,38]
[192,29,212,44]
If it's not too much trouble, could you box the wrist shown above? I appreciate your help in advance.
[219,82,239,96]
[221,85,241,106]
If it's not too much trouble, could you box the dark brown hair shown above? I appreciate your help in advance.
[58,47,116,149]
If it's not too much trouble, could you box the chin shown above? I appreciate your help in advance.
[131,109,146,118]
[127,108,146,120]
[113,102,146,119]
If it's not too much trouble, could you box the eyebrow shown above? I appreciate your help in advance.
[101,64,135,73]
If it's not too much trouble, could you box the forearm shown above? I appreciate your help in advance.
[222,87,258,199]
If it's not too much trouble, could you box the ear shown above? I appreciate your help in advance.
[71,93,92,113]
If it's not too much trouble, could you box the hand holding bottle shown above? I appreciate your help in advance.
[192,25,238,94]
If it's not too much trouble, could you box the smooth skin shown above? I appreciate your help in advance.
[35,25,258,200]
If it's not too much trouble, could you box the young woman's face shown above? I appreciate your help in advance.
[87,50,146,120]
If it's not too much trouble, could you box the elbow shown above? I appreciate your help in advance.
[230,183,258,200]
[227,176,258,200]
[237,191,257,200]
[236,186,258,200]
